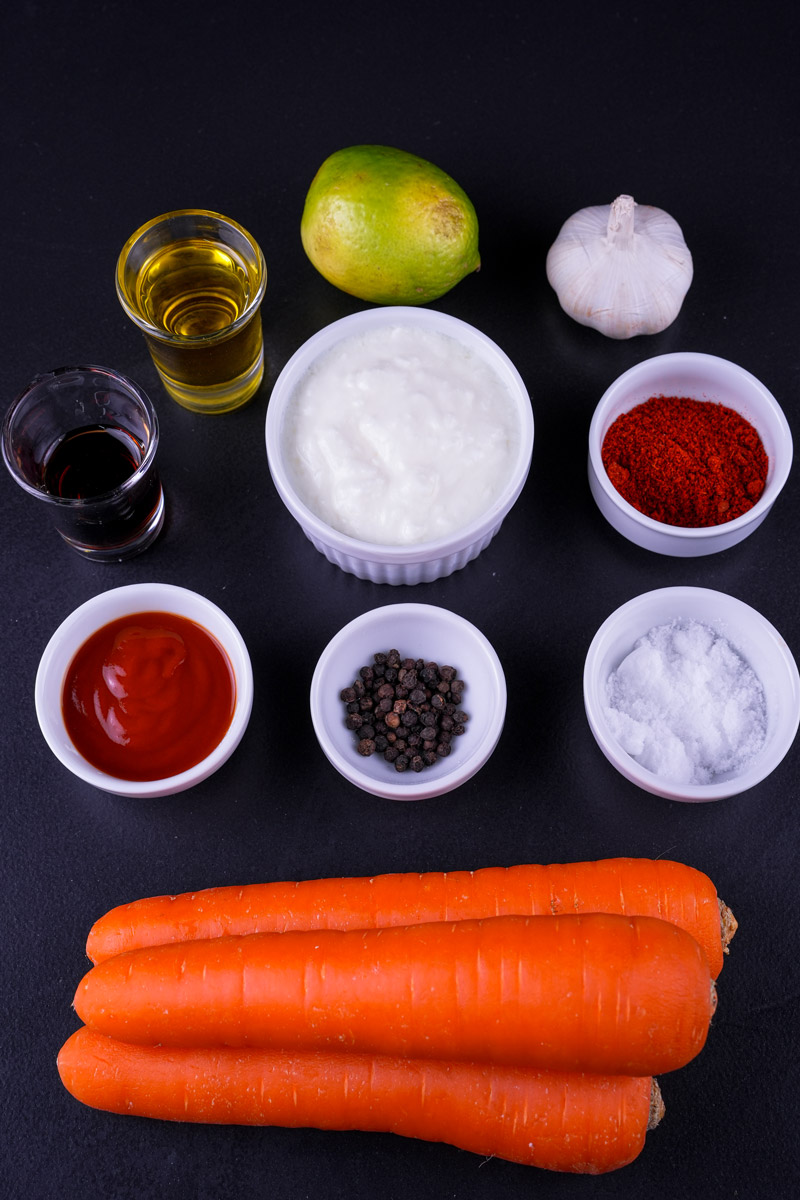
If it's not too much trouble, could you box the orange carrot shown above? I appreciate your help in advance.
[85,858,735,977]
[75,913,715,1075]
[57,1025,662,1175]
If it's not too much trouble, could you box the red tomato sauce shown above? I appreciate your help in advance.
[62,612,236,781]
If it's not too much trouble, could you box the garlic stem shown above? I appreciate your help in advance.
[606,195,636,243]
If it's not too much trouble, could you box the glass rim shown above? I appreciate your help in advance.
[2,364,160,507]
[115,208,267,344]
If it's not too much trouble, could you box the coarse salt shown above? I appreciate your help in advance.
[604,618,767,785]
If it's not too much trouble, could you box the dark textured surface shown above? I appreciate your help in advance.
[2,3,799,1197]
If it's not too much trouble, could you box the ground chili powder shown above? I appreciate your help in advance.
[601,395,768,527]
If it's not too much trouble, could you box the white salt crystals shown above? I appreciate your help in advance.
[605,618,767,785]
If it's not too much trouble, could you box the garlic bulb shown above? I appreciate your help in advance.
[546,195,693,339]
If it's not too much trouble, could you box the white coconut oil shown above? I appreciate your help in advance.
[282,324,522,545]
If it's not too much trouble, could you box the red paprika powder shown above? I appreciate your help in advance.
[601,395,768,527]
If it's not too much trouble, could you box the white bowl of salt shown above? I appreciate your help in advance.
[583,587,800,801]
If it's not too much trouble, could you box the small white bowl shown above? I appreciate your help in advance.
[588,352,793,556]
[310,603,506,800]
[265,307,534,584]
[35,583,254,797]
[584,587,800,801]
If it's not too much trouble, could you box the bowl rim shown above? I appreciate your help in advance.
[309,601,507,800]
[34,582,254,797]
[583,585,800,801]
[265,306,534,564]
[588,351,793,541]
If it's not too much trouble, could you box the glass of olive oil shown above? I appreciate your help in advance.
[116,209,267,414]
[2,366,165,561]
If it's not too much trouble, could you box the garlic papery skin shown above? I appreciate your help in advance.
[546,195,693,339]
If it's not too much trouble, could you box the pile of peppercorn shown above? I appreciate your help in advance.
[340,650,468,773]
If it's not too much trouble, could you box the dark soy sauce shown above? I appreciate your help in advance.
[42,425,143,499]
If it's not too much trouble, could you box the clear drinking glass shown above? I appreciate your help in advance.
[115,209,267,414]
[2,365,165,562]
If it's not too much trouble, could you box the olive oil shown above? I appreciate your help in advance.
[117,212,266,414]
[131,238,264,411]
[138,240,250,339]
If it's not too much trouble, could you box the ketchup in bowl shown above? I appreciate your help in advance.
[62,612,236,781]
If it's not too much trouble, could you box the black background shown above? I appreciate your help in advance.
[2,3,799,1197]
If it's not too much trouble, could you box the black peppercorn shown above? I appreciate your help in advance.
[340,650,469,774]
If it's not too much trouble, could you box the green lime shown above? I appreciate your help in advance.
[300,145,480,305]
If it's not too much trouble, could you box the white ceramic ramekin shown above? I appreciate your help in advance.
[588,352,792,556]
[265,307,534,584]
[35,583,253,797]
[583,587,800,801]
[310,603,507,800]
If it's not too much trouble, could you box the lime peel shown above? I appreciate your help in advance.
[301,145,480,306]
